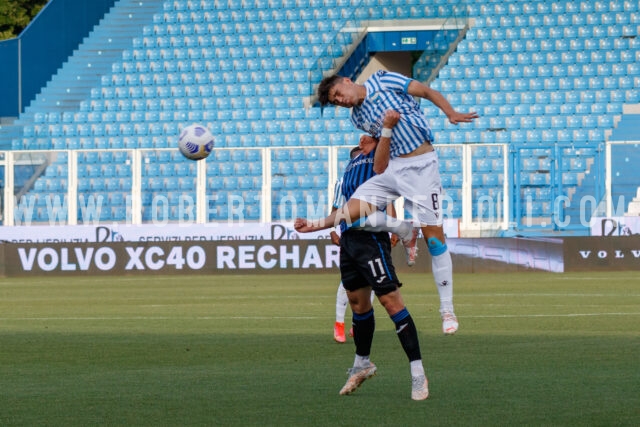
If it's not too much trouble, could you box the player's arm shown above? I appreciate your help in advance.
[406,80,479,125]
[327,179,345,244]
[329,206,340,245]
[373,110,400,174]
[296,183,346,233]
[295,199,377,233]
[294,215,335,233]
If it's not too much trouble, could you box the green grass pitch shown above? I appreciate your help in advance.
[1,272,639,426]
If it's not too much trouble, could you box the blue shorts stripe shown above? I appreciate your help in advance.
[371,234,393,278]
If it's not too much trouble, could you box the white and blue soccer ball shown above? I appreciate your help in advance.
[178,123,214,160]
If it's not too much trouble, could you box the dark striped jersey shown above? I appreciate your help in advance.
[332,149,376,233]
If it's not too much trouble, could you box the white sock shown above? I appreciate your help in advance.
[336,282,348,323]
[360,210,413,240]
[410,360,425,377]
[431,249,454,313]
[354,354,370,368]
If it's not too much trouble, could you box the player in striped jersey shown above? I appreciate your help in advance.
[301,138,429,400]
[299,70,479,335]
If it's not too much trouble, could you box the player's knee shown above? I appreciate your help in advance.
[427,236,447,256]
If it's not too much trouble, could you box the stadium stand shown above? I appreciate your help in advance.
[2,0,639,232]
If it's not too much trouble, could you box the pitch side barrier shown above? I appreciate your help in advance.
[2,235,639,277]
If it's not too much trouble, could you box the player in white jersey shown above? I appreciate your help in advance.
[297,71,479,334]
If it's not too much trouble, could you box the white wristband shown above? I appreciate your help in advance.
[381,128,392,138]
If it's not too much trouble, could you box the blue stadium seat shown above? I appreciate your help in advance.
[563,172,578,186]
[223,176,238,190]
[237,176,253,190]
[271,176,284,190]
[90,177,107,191]
[77,179,91,192]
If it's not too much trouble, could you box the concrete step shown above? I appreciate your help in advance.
[20,0,163,119]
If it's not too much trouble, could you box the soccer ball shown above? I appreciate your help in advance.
[178,124,214,160]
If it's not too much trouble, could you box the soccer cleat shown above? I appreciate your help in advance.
[339,362,377,395]
[402,227,419,266]
[441,311,459,335]
[411,375,429,401]
[334,322,346,343]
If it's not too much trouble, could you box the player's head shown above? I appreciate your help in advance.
[349,146,362,159]
[317,75,342,106]
[317,75,361,108]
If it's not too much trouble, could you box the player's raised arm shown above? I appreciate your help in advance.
[373,110,400,174]
[406,80,479,125]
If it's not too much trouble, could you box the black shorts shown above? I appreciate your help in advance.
[340,229,401,297]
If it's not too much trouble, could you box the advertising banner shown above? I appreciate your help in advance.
[2,236,566,277]
[563,236,640,271]
[4,230,638,276]
[3,240,341,276]
[590,217,640,236]
[446,237,564,273]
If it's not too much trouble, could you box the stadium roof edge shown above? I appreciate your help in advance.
[366,18,466,33]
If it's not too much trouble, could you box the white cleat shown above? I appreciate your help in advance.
[411,374,429,401]
[339,362,377,395]
[441,311,459,335]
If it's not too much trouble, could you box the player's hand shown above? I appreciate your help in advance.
[330,231,341,246]
[448,110,480,125]
[390,233,399,248]
[358,135,378,154]
[294,218,316,233]
[382,110,401,128]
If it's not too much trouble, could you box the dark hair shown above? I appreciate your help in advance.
[317,75,343,106]
[349,146,361,158]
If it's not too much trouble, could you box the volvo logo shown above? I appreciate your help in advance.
[578,250,640,259]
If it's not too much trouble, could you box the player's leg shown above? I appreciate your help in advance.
[347,173,422,264]
[344,172,399,228]
[312,197,378,230]
[377,291,428,400]
[370,233,428,402]
[351,210,419,266]
[350,285,375,338]
[339,286,377,395]
[404,197,456,324]
[347,287,375,361]
[353,210,411,236]
[334,281,348,343]
[338,233,377,395]
[340,197,378,227]
[352,229,428,400]
[377,291,422,365]
[422,224,458,335]
[299,175,396,232]
[398,152,458,335]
